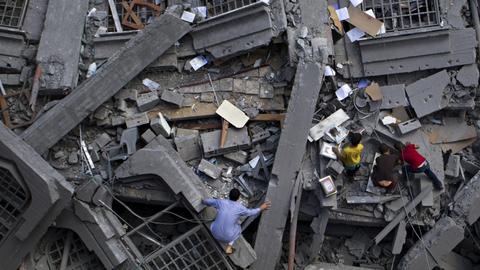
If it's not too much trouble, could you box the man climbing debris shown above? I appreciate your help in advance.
[202,188,271,254]
[395,142,443,190]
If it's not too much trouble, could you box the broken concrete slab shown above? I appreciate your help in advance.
[190,4,276,59]
[456,64,479,88]
[452,171,480,225]
[397,119,422,135]
[360,29,477,77]
[426,118,477,144]
[115,135,209,212]
[0,123,74,270]
[36,0,89,94]
[174,129,201,161]
[392,220,407,255]
[141,129,157,144]
[22,14,192,154]
[22,0,49,42]
[252,62,324,270]
[406,70,450,118]
[125,112,150,129]
[374,186,432,244]
[198,159,222,179]
[397,216,464,270]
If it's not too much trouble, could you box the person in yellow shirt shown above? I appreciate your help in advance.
[333,132,363,179]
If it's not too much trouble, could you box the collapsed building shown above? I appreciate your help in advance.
[0,0,480,269]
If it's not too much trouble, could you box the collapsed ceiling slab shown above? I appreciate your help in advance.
[21,14,192,155]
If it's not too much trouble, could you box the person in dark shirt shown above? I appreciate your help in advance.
[394,142,443,190]
[372,144,398,189]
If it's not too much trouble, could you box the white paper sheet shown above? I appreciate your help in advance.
[190,56,208,71]
[350,0,363,6]
[335,7,350,21]
[181,11,196,23]
[324,65,336,76]
[346,27,365,42]
[335,84,353,101]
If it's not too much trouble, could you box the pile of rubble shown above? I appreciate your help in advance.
[0,0,480,269]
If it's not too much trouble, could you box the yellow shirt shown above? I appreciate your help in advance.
[340,144,364,167]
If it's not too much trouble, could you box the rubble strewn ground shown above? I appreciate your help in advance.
[0,0,480,269]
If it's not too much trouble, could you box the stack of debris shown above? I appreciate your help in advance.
[0,0,479,269]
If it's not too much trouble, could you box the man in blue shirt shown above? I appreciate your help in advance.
[202,188,271,254]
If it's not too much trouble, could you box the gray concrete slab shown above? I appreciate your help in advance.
[380,84,407,109]
[392,220,407,255]
[115,135,209,212]
[22,0,49,42]
[397,216,464,270]
[406,70,450,118]
[36,0,89,94]
[22,14,191,154]
[360,29,477,76]
[0,123,73,270]
[251,62,324,270]
[456,64,479,88]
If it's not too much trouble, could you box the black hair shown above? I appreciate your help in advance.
[348,132,362,146]
[229,188,241,201]
[379,144,390,154]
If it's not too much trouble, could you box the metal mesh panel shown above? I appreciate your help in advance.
[362,0,440,32]
[0,166,27,244]
[206,0,258,17]
[47,231,105,270]
[0,0,27,28]
[143,225,232,270]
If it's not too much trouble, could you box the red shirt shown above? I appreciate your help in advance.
[401,144,426,169]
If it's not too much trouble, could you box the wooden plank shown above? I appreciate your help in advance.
[0,96,11,128]
[220,119,229,148]
[252,113,286,121]
[150,103,217,121]
[108,0,123,32]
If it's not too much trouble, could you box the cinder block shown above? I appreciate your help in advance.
[198,159,222,179]
[174,131,201,161]
[141,129,157,143]
[150,113,171,137]
[161,90,185,106]
[397,118,421,135]
[224,150,249,164]
[136,91,159,112]
[125,112,149,128]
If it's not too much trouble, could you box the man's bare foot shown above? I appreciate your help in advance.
[225,244,234,254]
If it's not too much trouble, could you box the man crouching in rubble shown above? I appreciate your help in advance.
[202,188,271,254]
[372,144,398,189]
[395,142,443,190]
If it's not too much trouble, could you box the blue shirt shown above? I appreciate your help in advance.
[202,199,261,243]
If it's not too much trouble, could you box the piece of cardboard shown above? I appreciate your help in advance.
[347,6,383,37]
[328,5,344,34]
[365,82,383,101]
[216,100,250,128]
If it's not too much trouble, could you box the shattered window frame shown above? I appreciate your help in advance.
[0,0,28,28]
[205,0,259,17]
[362,0,441,32]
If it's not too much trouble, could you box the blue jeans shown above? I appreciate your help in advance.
[404,161,443,189]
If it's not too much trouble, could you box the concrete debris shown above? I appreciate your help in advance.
[0,0,479,269]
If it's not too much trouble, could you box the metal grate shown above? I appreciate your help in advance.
[0,0,28,28]
[143,225,232,270]
[107,0,164,32]
[362,0,440,32]
[0,166,28,244]
[206,0,258,17]
[47,231,105,270]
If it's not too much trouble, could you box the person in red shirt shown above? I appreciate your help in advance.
[394,142,443,190]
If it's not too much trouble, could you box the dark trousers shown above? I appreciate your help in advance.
[404,161,443,189]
